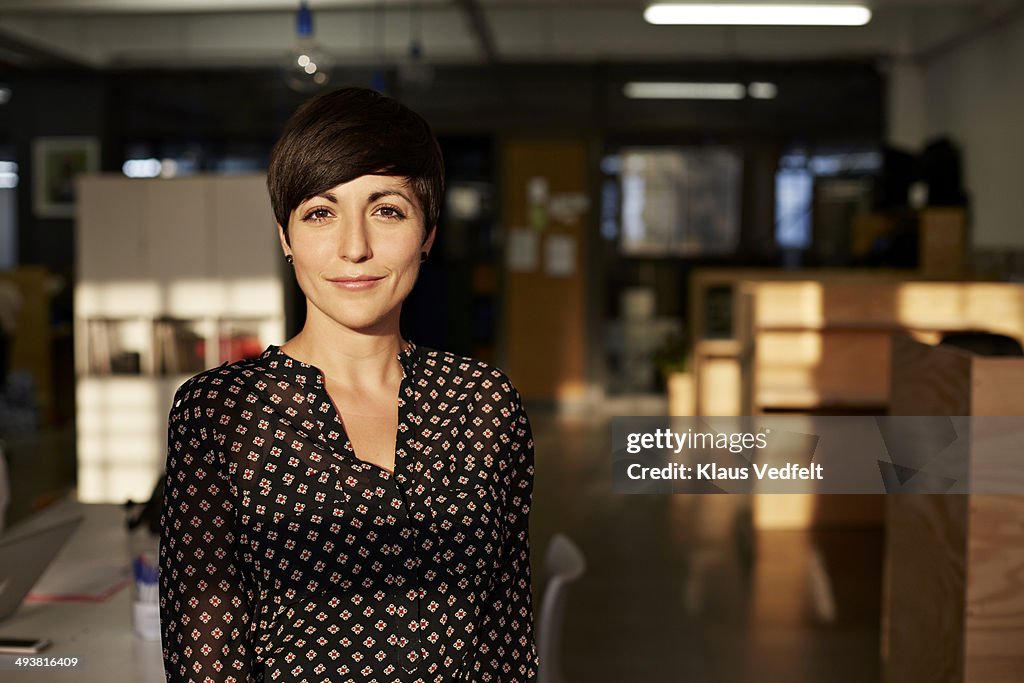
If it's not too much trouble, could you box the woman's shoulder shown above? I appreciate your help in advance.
[168,348,294,422]
[417,345,523,405]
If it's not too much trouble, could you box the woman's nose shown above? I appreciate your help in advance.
[337,218,372,262]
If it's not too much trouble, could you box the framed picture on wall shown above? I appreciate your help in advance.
[33,137,100,218]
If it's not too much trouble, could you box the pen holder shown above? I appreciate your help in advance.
[128,528,161,641]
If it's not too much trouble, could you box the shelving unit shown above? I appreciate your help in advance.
[739,278,1024,414]
[74,174,285,503]
[690,269,1024,532]
[689,268,1024,417]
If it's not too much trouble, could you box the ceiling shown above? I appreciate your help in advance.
[0,0,1018,70]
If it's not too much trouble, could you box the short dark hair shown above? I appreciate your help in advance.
[268,87,444,243]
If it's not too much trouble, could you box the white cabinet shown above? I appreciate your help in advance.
[144,177,210,283]
[76,176,148,285]
[212,176,281,278]
[74,174,286,503]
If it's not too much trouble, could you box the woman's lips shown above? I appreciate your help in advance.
[328,276,384,290]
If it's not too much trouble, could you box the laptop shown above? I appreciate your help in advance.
[0,514,83,622]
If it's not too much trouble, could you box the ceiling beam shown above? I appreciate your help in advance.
[0,25,92,69]
[453,0,497,63]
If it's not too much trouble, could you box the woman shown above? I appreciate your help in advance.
[159,87,537,683]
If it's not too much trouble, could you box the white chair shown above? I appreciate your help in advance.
[536,533,586,683]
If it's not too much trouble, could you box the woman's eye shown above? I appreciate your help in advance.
[303,208,333,222]
[374,205,406,220]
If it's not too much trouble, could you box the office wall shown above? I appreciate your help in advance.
[2,62,883,272]
[0,74,107,271]
[887,11,1024,249]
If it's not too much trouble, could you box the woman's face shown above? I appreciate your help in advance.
[279,174,436,336]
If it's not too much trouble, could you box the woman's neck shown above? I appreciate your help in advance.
[281,316,407,390]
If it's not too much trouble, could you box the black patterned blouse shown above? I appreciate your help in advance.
[159,342,537,683]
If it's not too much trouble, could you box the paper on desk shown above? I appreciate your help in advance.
[27,558,132,602]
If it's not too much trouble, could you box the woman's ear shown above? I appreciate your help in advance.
[277,222,291,256]
[422,224,437,254]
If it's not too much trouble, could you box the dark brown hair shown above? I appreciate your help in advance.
[267,87,444,243]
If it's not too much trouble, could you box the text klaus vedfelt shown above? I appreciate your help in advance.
[624,428,823,481]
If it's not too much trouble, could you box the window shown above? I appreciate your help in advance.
[614,147,742,257]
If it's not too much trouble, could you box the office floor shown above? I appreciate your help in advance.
[527,405,883,683]
[4,406,883,683]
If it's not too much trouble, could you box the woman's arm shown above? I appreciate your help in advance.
[467,379,539,682]
[159,386,254,683]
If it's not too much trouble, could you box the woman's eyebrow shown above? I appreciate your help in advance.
[307,191,338,204]
[367,189,413,205]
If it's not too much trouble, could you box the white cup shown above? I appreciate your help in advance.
[133,600,161,640]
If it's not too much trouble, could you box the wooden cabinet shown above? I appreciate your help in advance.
[883,336,1024,683]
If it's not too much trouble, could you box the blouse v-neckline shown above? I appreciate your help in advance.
[263,341,419,479]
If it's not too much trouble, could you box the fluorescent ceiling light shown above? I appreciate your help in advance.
[624,81,779,100]
[624,81,747,100]
[122,158,162,178]
[747,81,777,99]
[644,3,872,26]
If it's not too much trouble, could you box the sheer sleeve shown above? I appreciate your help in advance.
[159,386,254,683]
[469,379,539,682]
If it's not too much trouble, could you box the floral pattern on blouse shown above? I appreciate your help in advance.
[159,342,537,682]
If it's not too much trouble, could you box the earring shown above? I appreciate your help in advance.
[420,251,428,263]
[285,254,294,265]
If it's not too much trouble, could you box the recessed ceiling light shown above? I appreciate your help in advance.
[645,3,872,26]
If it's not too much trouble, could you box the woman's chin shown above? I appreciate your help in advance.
[321,310,397,334]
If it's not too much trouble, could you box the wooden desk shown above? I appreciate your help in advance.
[0,501,164,682]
